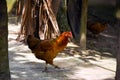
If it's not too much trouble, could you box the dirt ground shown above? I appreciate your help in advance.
[8,23,117,80]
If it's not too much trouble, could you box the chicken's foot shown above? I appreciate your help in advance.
[43,62,61,72]
[52,64,60,69]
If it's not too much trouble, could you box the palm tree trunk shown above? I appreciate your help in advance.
[115,20,120,80]
[115,0,120,79]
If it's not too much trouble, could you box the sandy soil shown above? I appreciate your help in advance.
[8,23,116,80]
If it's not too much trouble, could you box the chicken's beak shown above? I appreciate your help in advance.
[68,38,71,42]
[68,32,73,42]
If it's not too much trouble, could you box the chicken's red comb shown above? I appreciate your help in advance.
[69,32,72,35]
[68,32,72,38]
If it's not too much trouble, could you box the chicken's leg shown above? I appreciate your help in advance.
[44,62,48,71]
[43,62,60,72]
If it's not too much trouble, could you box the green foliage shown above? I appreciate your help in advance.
[6,0,16,13]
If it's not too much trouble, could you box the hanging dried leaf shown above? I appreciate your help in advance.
[16,0,60,41]
[16,0,35,41]
[39,0,60,39]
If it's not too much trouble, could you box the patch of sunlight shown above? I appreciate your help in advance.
[80,33,86,42]
[67,42,79,47]
[14,55,27,61]
[89,57,116,72]
[11,73,19,79]
[8,23,20,32]
[54,56,74,61]
[102,52,113,56]
[100,33,117,39]
[13,52,44,63]
[67,66,115,80]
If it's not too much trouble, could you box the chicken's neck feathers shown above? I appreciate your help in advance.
[55,36,68,47]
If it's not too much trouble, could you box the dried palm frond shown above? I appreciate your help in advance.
[16,0,34,41]
[16,0,60,41]
[39,0,60,39]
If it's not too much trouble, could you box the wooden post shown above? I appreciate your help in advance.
[80,0,88,51]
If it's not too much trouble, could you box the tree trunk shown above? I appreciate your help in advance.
[51,0,60,16]
[0,0,11,79]
[80,0,88,50]
[115,0,120,80]
[116,25,120,80]
[67,0,82,42]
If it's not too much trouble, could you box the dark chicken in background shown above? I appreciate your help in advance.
[27,32,72,71]
[87,21,108,37]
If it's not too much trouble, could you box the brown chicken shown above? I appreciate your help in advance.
[87,21,108,37]
[27,32,72,71]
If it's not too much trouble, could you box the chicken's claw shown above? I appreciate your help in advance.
[54,65,60,69]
